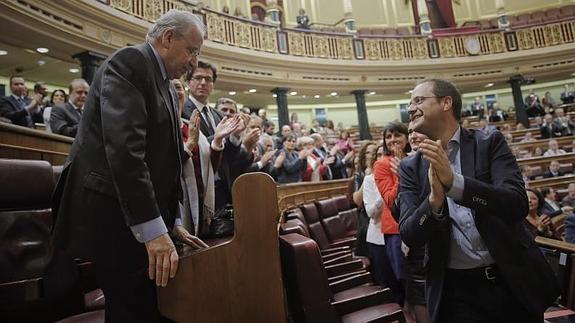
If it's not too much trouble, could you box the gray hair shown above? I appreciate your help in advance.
[146,10,206,43]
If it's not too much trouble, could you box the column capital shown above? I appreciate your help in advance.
[351,89,368,95]
[272,87,290,94]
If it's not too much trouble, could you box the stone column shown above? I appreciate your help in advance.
[265,0,280,25]
[72,51,107,85]
[342,0,356,34]
[509,75,529,128]
[417,0,432,36]
[352,90,371,140]
[272,88,290,128]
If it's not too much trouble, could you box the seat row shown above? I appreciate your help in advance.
[0,159,104,322]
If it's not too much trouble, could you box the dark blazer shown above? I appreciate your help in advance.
[540,123,563,139]
[276,149,306,184]
[540,201,563,218]
[0,95,39,128]
[52,43,186,266]
[543,170,564,178]
[398,128,560,322]
[50,102,82,137]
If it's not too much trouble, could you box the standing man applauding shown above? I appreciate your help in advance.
[52,10,207,322]
[399,78,559,322]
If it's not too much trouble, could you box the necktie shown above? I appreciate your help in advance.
[202,106,215,135]
[17,97,26,109]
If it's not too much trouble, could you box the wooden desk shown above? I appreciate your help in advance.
[0,123,72,165]
[509,136,575,151]
[277,179,350,215]
[528,174,575,190]
[158,173,286,323]
[517,153,575,168]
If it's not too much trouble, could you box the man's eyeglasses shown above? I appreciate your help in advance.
[408,96,444,107]
[191,75,214,83]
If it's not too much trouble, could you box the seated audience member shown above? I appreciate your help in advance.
[487,107,502,123]
[275,125,292,149]
[562,183,575,209]
[274,134,307,184]
[541,187,573,217]
[525,90,545,117]
[561,84,575,104]
[0,75,43,128]
[296,8,310,29]
[470,96,485,117]
[521,165,532,184]
[309,119,324,134]
[544,139,567,156]
[540,114,563,139]
[533,146,544,157]
[335,130,354,154]
[43,89,68,133]
[520,131,536,143]
[478,117,496,135]
[525,188,560,239]
[491,102,508,121]
[324,119,336,135]
[542,91,558,110]
[300,136,328,182]
[543,160,564,178]
[504,133,513,144]
[554,108,574,136]
[50,78,89,137]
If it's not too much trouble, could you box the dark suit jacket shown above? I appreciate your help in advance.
[50,102,82,137]
[543,170,564,178]
[540,123,563,139]
[398,128,559,322]
[52,43,186,266]
[0,95,39,128]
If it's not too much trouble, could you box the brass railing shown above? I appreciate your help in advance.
[109,0,575,61]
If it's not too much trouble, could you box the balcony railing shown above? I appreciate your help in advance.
[109,0,575,61]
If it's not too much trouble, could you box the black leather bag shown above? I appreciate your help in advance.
[209,204,234,238]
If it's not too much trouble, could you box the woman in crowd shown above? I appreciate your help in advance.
[373,121,411,305]
[352,141,376,257]
[335,130,353,155]
[300,136,328,182]
[363,144,392,289]
[542,91,557,110]
[525,188,560,239]
[274,134,308,184]
[324,119,336,135]
[43,89,68,132]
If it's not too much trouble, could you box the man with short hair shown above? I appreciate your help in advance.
[52,10,207,322]
[554,107,574,136]
[543,160,563,178]
[0,75,43,128]
[400,78,559,322]
[50,79,90,137]
[561,84,575,105]
[540,113,563,139]
[562,183,575,209]
[216,97,237,117]
[262,120,275,136]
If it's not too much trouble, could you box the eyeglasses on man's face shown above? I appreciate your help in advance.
[191,75,214,83]
[408,96,444,107]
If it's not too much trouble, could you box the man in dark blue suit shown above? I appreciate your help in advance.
[0,75,43,128]
[399,78,559,323]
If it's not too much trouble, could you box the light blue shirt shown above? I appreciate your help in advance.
[129,43,177,243]
[445,127,494,269]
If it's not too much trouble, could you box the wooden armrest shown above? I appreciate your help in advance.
[330,237,356,249]
[325,259,364,277]
[323,253,353,266]
[322,250,351,261]
[0,278,43,303]
[329,271,372,294]
[332,287,390,316]
[320,246,351,255]
[327,270,367,284]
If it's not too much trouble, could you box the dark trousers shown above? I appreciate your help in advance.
[368,242,405,305]
[437,267,542,323]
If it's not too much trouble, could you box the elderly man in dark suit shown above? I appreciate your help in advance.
[52,10,209,322]
[0,75,43,128]
[399,78,559,323]
[50,78,89,137]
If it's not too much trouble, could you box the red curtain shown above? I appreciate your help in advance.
[434,0,456,27]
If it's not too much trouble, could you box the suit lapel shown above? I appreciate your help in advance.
[460,128,475,178]
[419,154,431,197]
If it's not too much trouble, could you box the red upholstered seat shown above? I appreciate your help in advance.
[56,310,105,323]
[279,233,404,323]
